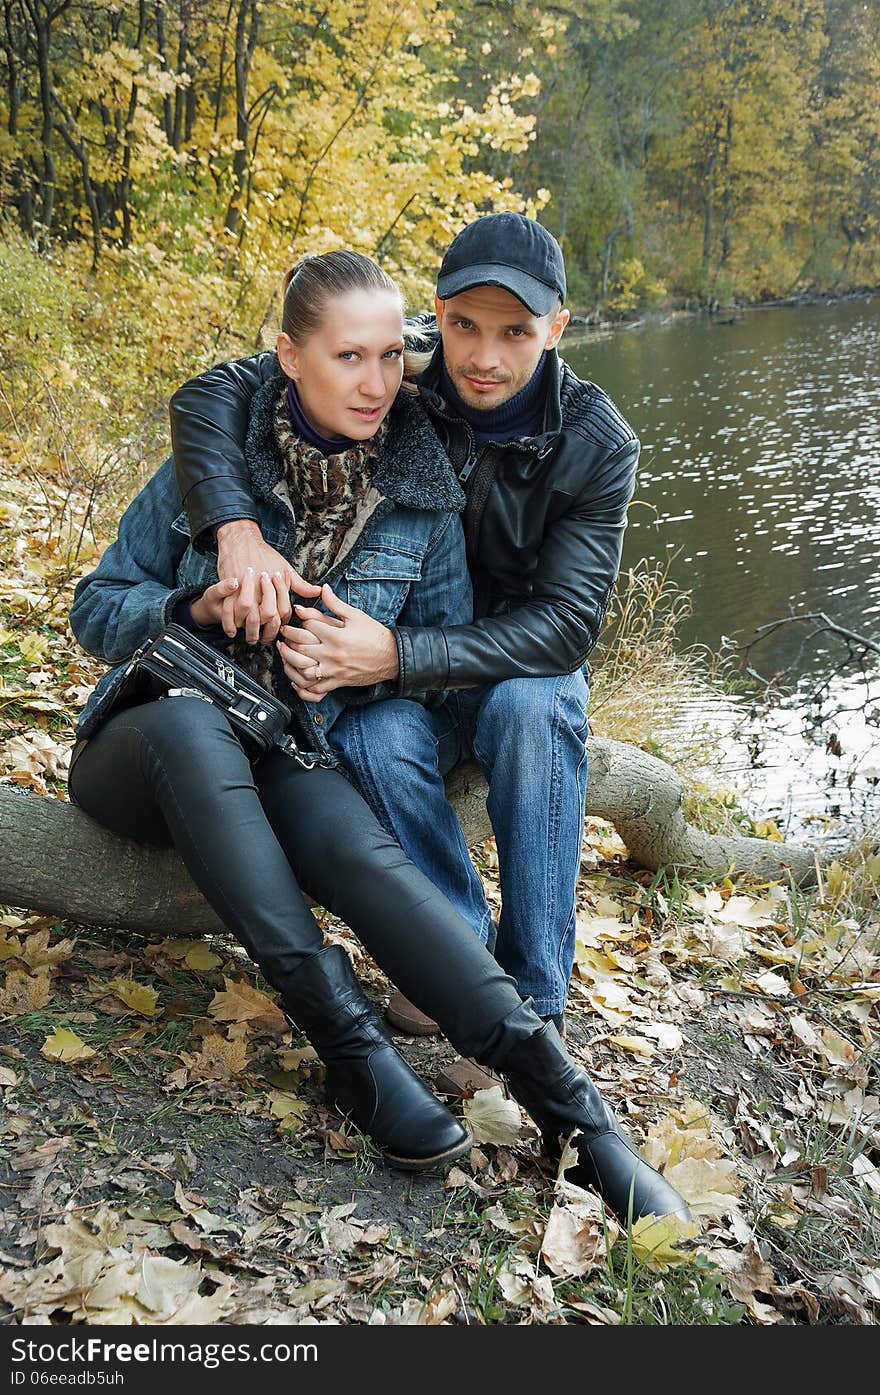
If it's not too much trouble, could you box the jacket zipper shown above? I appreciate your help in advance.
[463,447,495,561]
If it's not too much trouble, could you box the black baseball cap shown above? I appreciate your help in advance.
[436,212,566,316]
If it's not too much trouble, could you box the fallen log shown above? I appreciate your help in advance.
[0,738,819,935]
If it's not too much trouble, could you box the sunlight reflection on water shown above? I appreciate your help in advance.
[564,298,880,839]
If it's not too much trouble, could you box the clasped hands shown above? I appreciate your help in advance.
[190,520,399,699]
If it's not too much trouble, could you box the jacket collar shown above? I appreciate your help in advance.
[245,368,465,513]
[418,335,563,445]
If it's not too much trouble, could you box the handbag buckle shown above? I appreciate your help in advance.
[277,735,333,770]
[164,687,214,703]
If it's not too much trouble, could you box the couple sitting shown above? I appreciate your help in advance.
[69,213,689,1225]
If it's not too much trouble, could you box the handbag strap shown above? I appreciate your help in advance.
[276,733,335,771]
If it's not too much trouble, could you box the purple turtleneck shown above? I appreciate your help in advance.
[286,379,358,455]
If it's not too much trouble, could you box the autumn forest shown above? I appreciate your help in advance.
[4,0,880,313]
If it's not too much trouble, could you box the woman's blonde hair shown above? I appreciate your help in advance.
[281,251,426,391]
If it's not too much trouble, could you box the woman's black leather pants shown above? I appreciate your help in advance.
[69,697,539,1061]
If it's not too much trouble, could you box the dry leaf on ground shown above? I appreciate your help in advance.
[208,978,287,1033]
[462,1085,525,1146]
[42,1027,96,1063]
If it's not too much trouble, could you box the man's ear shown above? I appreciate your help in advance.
[544,306,570,351]
[276,331,299,380]
[434,292,445,325]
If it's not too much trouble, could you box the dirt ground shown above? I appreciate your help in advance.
[2,831,878,1327]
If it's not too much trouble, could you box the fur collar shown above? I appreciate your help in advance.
[245,368,465,514]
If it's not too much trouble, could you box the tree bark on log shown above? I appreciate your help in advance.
[0,738,819,936]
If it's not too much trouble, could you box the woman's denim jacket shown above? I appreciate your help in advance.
[70,374,471,759]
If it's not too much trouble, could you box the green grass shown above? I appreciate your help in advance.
[469,1242,517,1323]
[594,1248,744,1325]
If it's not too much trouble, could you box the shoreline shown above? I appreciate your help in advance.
[566,283,879,336]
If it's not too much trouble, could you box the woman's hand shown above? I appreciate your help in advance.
[190,573,292,643]
[188,577,244,630]
[276,585,399,700]
[215,520,320,642]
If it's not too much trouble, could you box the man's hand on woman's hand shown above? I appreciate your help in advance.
[215,520,320,643]
[189,574,300,644]
[277,585,400,700]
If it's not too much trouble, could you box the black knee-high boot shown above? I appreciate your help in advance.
[480,1013,691,1224]
[280,945,471,1172]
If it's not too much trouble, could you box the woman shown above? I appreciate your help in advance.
[69,251,689,1225]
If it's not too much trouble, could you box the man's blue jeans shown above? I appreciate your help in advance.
[328,671,590,1018]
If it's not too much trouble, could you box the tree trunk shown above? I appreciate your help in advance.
[118,0,147,249]
[0,739,820,936]
[720,108,733,268]
[701,118,722,293]
[3,0,34,234]
[155,0,174,145]
[23,0,62,241]
[223,0,258,237]
[54,99,102,269]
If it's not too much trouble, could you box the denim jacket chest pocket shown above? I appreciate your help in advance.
[341,545,423,625]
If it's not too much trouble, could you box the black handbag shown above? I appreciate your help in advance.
[120,623,332,769]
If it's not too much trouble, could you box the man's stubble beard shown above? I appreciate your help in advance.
[448,365,517,411]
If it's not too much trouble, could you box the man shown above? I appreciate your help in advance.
[170,213,639,1094]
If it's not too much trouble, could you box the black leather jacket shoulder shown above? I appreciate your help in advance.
[170,351,278,548]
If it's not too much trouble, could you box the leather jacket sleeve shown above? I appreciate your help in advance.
[394,437,638,692]
[169,352,277,551]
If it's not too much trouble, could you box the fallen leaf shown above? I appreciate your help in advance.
[714,888,788,927]
[663,1156,742,1218]
[639,1020,684,1051]
[1,729,70,779]
[149,939,223,972]
[496,1259,556,1313]
[747,969,790,997]
[540,1192,607,1277]
[710,1240,781,1322]
[278,1044,320,1072]
[105,978,162,1017]
[11,1136,69,1171]
[182,1032,248,1079]
[630,1213,699,1268]
[421,1290,458,1324]
[698,921,746,962]
[608,1034,656,1057]
[790,1013,822,1052]
[268,1089,309,1129]
[851,1154,880,1197]
[462,1085,525,1146]
[42,1027,96,1063]
[444,1166,472,1190]
[0,968,53,1016]
[184,944,222,971]
[208,978,287,1033]
[443,1165,491,1198]
[819,1026,858,1067]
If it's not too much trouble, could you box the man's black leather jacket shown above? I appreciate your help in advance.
[170,330,639,695]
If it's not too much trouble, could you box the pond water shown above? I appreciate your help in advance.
[561,296,880,842]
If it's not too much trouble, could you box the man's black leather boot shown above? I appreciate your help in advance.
[498,1021,691,1224]
[281,944,471,1172]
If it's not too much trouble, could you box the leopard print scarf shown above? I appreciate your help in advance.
[229,388,386,700]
